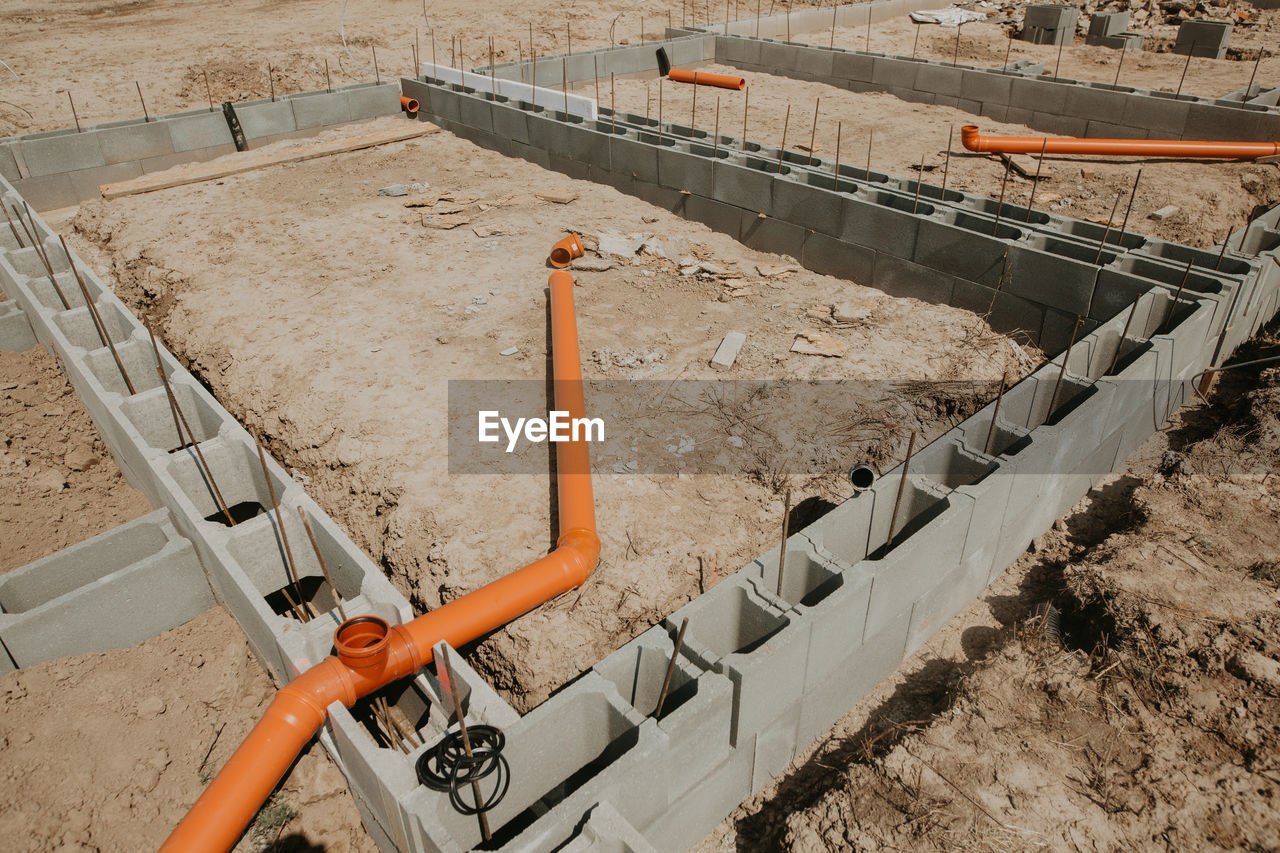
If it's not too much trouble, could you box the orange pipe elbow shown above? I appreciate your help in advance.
[400,95,420,113]
[960,124,1280,159]
[668,68,746,90]
[161,265,599,853]
[549,232,584,268]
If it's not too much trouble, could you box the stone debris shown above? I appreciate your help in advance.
[535,190,579,204]
[832,301,874,323]
[571,257,615,272]
[710,331,747,371]
[499,347,519,356]
[756,263,799,277]
[598,231,648,258]
[791,331,848,357]
[63,444,99,472]
[1149,205,1180,221]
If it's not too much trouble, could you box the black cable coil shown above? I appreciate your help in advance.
[416,724,511,816]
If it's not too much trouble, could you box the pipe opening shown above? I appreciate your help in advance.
[848,464,875,491]
[335,615,390,668]
[203,500,264,526]
[265,575,342,621]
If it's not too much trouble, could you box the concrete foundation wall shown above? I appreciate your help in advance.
[0,82,402,210]
[713,35,1280,143]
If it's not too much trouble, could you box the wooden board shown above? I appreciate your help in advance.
[99,123,439,200]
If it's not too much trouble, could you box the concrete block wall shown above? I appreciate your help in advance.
[0,82,402,210]
[711,34,1280,143]
[0,509,212,674]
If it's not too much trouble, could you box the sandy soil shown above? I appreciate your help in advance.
[600,62,1280,248]
[0,0,842,137]
[57,116,1031,711]
[693,328,1280,851]
[0,606,378,853]
[0,341,152,574]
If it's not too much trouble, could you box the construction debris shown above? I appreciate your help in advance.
[710,331,747,370]
[791,331,848,357]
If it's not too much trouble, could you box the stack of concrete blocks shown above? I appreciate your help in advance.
[1022,4,1078,46]
[709,34,1280,142]
[1175,20,1233,59]
[0,82,402,210]
[1086,11,1142,49]
[0,510,211,675]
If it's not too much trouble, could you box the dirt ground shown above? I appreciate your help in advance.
[0,606,378,853]
[3,1,1280,850]
[692,326,1280,851]
[0,340,151,574]
[55,116,1030,713]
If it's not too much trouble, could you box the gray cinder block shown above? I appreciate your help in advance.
[666,579,807,747]
[1087,11,1129,44]
[1175,20,1232,59]
[18,133,106,178]
[0,301,35,351]
[0,510,214,668]
[96,120,175,166]
[236,100,298,140]
[290,91,354,130]
[165,111,235,153]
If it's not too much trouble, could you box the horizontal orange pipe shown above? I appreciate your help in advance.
[160,267,599,853]
[960,124,1280,159]
[668,68,746,90]
[400,95,420,112]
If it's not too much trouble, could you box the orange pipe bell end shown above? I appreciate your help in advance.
[549,232,585,268]
[400,95,420,113]
[960,124,1280,160]
[668,68,746,90]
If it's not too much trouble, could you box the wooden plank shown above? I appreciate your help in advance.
[99,123,440,200]
[997,151,1053,180]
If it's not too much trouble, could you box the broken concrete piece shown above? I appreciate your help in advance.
[472,225,510,237]
[711,331,747,370]
[1149,205,1180,221]
[598,232,647,258]
[379,184,411,197]
[536,190,578,204]
[422,213,470,229]
[571,257,615,272]
[499,347,519,356]
[832,302,873,323]
[791,331,847,357]
[756,263,799,277]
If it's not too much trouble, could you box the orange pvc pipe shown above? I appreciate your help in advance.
[668,68,746,91]
[960,124,1280,159]
[160,267,599,853]
[548,232,584,268]
[400,95,420,113]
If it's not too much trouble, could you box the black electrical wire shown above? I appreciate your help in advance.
[416,724,510,816]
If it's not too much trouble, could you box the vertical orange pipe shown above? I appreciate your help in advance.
[160,267,598,853]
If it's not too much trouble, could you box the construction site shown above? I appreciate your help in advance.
[1,0,1279,850]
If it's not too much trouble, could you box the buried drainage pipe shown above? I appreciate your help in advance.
[959,124,1280,159]
[159,267,600,853]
